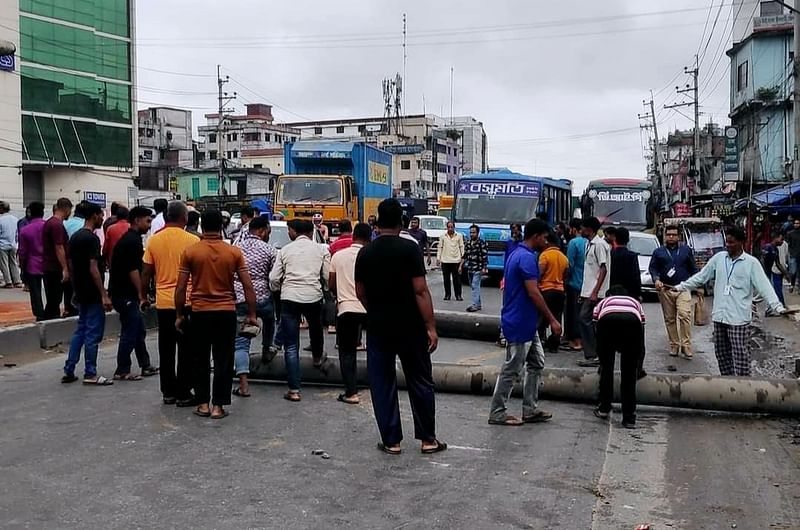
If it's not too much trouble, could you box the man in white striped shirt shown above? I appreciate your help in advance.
[591,285,645,429]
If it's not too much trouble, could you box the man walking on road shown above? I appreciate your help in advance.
[565,218,586,351]
[42,198,73,320]
[648,225,697,358]
[0,201,22,288]
[786,219,800,291]
[142,201,199,406]
[62,202,113,386]
[488,218,560,426]
[102,206,130,267]
[330,222,371,404]
[176,210,258,420]
[232,205,255,245]
[18,202,46,320]
[408,216,432,266]
[437,220,464,301]
[576,217,610,367]
[148,198,168,238]
[537,232,568,352]
[328,219,353,256]
[762,231,789,306]
[356,199,446,455]
[232,216,277,397]
[674,227,787,377]
[109,207,158,381]
[462,224,488,312]
[269,219,330,402]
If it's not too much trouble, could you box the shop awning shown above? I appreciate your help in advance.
[734,180,800,209]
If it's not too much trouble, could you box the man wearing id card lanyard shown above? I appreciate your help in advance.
[648,225,697,358]
[672,227,787,377]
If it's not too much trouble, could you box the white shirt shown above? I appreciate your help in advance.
[580,235,611,299]
[437,232,464,263]
[269,235,331,304]
[148,212,165,237]
[773,241,789,275]
[330,243,366,315]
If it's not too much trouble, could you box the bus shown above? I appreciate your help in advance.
[452,169,573,273]
[580,178,654,231]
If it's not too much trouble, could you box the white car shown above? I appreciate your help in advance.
[628,231,660,296]
[414,215,448,251]
[267,220,326,249]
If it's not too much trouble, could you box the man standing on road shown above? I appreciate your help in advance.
[609,227,642,301]
[537,232,568,353]
[328,219,353,256]
[102,206,129,267]
[269,219,330,402]
[786,219,800,292]
[176,210,258,420]
[330,222,370,404]
[576,217,610,367]
[564,218,586,352]
[437,220,464,301]
[142,201,199,406]
[462,224,488,312]
[18,202,46,320]
[232,205,255,246]
[0,201,22,288]
[42,198,73,320]
[408,216,432,266]
[488,218,560,426]
[62,202,114,386]
[148,198,168,237]
[355,198,446,455]
[232,216,277,398]
[505,223,523,263]
[109,207,158,381]
[102,202,122,234]
[763,231,789,306]
[648,225,697,358]
[674,227,787,377]
[312,213,329,243]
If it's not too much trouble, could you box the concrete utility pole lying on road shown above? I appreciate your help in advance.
[249,356,800,416]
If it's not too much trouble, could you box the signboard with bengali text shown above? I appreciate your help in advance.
[457,180,540,198]
[368,161,389,186]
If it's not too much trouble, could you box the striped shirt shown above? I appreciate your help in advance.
[592,295,645,323]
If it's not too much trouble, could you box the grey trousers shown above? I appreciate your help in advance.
[578,298,598,359]
[489,335,545,420]
[0,249,21,285]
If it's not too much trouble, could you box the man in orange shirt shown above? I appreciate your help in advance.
[175,210,258,420]
[538,233,569,353]
[102,206,130,267]
[142,201,199,406]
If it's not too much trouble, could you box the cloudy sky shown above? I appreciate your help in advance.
[135,0,758,192]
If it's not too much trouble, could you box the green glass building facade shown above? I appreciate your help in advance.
[19,0,133,168]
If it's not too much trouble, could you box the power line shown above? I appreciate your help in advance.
[698,0,726,67]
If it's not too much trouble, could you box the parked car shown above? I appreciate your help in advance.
[628,231,660,297]
[268,220,326,250]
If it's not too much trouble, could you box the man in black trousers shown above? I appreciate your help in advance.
[355,199,447,456]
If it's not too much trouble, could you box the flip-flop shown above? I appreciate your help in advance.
[377,442,401,455]
[336,393,359,405]
[233,387,251,398]
[421,440,448,454]
[284,391,301,402]
[193,408,211,417]
[141,367,160,377]
[488,416,524,426]
[113,373,142,381]
[210,410,229,420]
[61,374,78,384]
[83,376,113,386]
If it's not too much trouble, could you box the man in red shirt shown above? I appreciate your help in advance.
[329,220,353,256]
[102,206,130,267]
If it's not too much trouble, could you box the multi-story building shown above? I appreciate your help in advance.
[196,103,300,171]
[727,2,794,185]
[286,113,485,198]
[0,0,137,214]
[137,107,193,195]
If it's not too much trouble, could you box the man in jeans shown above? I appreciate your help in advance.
[0,201,22,288]
[232,216,277,397]
[437,220,464,301]
[176,210,258,420]
[786,219,800,291]
[269,219,330,402]
[564,218,586,351]
[62,202,113,386]
[489,219,561,426]
[462,224,488,312]
[576,217,610,367]
[42,197,73,320]
[142,201,200,406]
[330,222,370,404]
[109,207,159,380]
[18,202,46,320]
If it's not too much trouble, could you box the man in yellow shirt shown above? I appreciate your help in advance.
[436,221,465,301]
[142,201,200,406]
[538,233,569,352]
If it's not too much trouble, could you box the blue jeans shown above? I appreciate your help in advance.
[113,297,152,375]
[772,272,785,305]
[279,299,323,392]
[64,303,106,378]
[470,271,482,307]
[234,298,275,375]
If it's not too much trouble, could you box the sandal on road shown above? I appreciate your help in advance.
[421,440,448,454]
[61,374,78,384]
[193,407,211,417]
[337,393,359,405]
[284,391,301,402]
[488,415,524,426]
[210,409,229,420]
[377,442,401,455]
[113,373,142,381]
[233,387,251,398]
[83,376,113,386]
[141,366,160,377]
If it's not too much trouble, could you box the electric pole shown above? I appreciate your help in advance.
[794,0,800,179]
[665,55,700,191]
[639,91,664,202]
[216,65,236,196]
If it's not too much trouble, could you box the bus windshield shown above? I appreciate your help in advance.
[455,180,540,224]
[277,177,342,204]
[588,188,648,225]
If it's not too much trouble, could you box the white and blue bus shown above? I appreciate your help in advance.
[452,169,573,274]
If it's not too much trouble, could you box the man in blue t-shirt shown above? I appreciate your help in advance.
[565,218,587,351]
[489,219,562,426]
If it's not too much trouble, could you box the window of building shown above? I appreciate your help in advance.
[142,150,152,161]
[21,115,133,167]
[253,164,263,169]
[244,132,261,142]
[401,160,411,170]
[336,126,345,134]
[196,152,205,161]
[437,163,448,173]
[208,133,217,143]
[291,136,297,142]
[209,150,217,160]
[146,129,154,138]
[159,150,165,160]
[314,127,323,135]
[264,133,271,142]
[207,178,219,192]
[233,150,238,158]
[276,135,282,144]
[401,180,411,189]
[737,61,749,92]
[138,128,144,137]
[358,125,367,133]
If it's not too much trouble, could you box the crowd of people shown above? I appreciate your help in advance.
[3,193,795,444]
